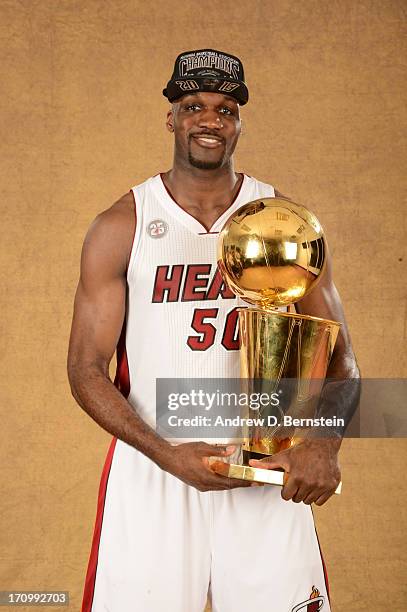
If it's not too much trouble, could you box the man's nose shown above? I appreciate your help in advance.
[198,109,223,129]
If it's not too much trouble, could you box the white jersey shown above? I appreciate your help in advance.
[82,173,331,612]
[119,173,277,439]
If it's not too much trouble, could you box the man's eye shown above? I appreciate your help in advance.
[186,104,201,111]
[220,107,233,115]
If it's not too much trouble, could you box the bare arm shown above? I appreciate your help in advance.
[251,190,361,504]
[276,187,359,382]
[67,193,250,491]
[67,192,171,461]
[294,243,361,438]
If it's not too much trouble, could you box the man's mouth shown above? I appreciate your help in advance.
[191,134,224,148]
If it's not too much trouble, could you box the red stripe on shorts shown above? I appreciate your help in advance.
[314,523,330,603]
[81,318,130,611]
[81,436,117,612]
[309,506,330,604]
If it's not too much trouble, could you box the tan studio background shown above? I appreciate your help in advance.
[1,1,406,610]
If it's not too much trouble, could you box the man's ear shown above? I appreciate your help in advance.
[166,109,174,133]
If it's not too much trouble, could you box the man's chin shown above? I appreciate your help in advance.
[188,152,224,170]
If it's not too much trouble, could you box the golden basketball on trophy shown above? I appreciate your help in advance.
[208,197,342,489]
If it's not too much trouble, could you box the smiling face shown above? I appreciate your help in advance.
[166,91,242,170]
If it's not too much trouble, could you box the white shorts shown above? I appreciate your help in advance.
[82,439,331,612]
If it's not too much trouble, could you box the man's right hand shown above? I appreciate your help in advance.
[159,442,254,492]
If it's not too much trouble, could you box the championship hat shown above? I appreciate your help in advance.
[163,49,249,105]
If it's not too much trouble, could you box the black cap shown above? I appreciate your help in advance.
[163,49,249,105]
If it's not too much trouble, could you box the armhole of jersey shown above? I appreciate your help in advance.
[253,177,275,199]
[126,187,142,282]
[266,182,275,198]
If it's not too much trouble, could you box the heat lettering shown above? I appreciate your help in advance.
[152,264,235,303]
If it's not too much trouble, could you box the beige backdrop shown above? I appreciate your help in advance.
[1,1,406,610]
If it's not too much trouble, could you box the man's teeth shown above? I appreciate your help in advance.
[198,137,219,143]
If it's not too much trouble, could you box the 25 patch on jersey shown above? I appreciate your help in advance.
[147,219,168,238]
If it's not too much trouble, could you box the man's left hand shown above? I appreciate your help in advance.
[249,438,341,506]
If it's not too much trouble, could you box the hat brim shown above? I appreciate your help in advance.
[163,77,249,105]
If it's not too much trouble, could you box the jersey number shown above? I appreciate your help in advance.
[187,307,241,351]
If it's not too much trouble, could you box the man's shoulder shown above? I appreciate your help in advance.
[93,191,135,233]
[90,172,157,243]
[109,190,136,216]
[82,191,136,273]
[274,188,290,200]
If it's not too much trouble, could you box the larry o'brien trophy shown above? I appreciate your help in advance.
[208,197,342,493]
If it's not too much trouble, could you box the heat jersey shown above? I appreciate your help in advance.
[121,172,278,440]
[82,173,331,612]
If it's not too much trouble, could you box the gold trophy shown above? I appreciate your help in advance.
[208,197,342,492]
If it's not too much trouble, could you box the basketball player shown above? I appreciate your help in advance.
[68,49,359,612]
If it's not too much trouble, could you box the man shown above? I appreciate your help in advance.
[68,49,359,612]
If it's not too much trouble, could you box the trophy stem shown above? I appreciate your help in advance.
[239,307,341,459]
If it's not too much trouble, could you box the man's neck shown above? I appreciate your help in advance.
[161,163,243,231]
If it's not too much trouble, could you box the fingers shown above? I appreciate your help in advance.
[227,478,254,489]
[193,444,278,490]
[249,453,290,472]
[249,458,281,470]
[302,490,321,505]
[281,475,300,501]
[199,443,236,457]
[199,460,253,491]
[212,470,253,489]
[291,485,321,504]
[202,473,252,491]
[282,475,337,505]
[314,489,337,506]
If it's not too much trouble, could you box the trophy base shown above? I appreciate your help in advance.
[208,456,342,494]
